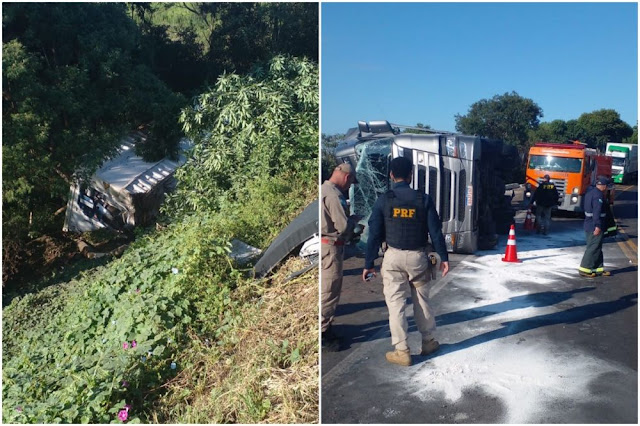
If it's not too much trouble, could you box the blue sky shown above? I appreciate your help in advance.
[321,2,638,136]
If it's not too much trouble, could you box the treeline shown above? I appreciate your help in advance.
[455,91,636,152]
[2,2,318,285]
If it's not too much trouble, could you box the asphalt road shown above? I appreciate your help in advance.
[321,186,638,424]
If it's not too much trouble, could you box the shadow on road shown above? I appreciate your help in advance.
[332,288,637,355]
[609,265,638,276]
[415,292,638,365]
[335,300,386,316]
[435,287,596,327]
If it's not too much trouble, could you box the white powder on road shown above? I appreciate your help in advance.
[407,337,622,424]
[395,225,633,423]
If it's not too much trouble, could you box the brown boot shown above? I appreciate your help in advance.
[385,349,411,366]
[421,339,440,356]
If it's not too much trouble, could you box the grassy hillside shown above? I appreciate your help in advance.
[2,172,318,423]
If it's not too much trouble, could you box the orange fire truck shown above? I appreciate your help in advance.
[526,141,613,212]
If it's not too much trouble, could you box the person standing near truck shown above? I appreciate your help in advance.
[321,163,361,351]
[531,174,560,235]
[579,176,612,278]
[362,156,449,367]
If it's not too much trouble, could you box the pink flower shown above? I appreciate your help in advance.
[16,406,22,412]
[118,409,128,422]
[123,342,129,350]
[135,288,140,293]
[122,380,129,388]
[131,340,137,348]
[124,404,132,411]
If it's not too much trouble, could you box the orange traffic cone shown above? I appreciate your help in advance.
[523,208,535,231]
[502,224,522,263]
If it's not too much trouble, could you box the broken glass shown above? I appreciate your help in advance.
[349,138,392,246]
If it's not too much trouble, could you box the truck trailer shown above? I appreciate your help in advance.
[333,120,518,253]
[606,142,638,184]
[63,134,192,233]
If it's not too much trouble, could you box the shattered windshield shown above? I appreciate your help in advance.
[528,155,582,173]
[350,138,392,244]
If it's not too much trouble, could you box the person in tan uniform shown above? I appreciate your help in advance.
[321,163,360,351]
[362,156,449,366]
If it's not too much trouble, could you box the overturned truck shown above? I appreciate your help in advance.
[334,120,519,253]
[63,134,192,233]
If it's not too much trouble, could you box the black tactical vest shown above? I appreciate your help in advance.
[383,189,428,250]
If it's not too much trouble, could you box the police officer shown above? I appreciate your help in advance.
[579,175,612,278]
[531,174,560,235]
[321,163,360,351]
[362,156,449,366]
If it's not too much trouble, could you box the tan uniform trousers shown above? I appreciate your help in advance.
[321,243,344,332]
[381,247,436,351]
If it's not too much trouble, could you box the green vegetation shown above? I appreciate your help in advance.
[3,2,318,423]
[2,2,185,283]
[2,2,318,288]
[167,55,318,220]
[455,91,543,147]
[128,2,319,96]
[454,91,634,153]
[321,133,345,182]
[529,109,635,150]
[3,178,317,423]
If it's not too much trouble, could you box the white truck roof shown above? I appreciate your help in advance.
[95,135,192,194]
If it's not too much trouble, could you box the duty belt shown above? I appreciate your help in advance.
[387,245,427,251]
[321,238,344,246]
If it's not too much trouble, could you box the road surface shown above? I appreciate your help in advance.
[321,186,637,423]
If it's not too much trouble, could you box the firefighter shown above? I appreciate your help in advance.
[579,176,612,278]
[321,163,360,351]
[531,174,560,235]
[362,156,449,367]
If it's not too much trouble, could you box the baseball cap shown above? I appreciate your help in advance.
[335,163,358,183]
[595,176,610,186]
[543,174,551,180]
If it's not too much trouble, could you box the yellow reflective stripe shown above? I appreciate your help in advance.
[579,266,593,273]
[595,267,604,273]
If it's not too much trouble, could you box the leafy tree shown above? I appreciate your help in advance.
[564,119,586,142]
[126,2,318,94]
[576,109,633,150]
[2,3,184,283]
[127,5,209,96]
[182,2,318,74]
[529,111,635,151]
[165,55,318,217]
[321,133,345,181]
[528,119,569,143]
[455,91,543,151]
[624,124,638,144]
